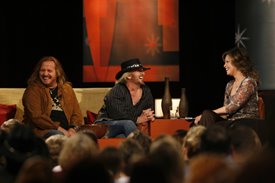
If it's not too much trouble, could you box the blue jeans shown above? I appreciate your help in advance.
[95,120,137,138]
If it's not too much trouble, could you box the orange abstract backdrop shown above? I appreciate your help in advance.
[83,0,179,82]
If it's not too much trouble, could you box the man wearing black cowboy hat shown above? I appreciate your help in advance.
[95,58,155,138]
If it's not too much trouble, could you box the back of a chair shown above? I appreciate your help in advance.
[258,96,265,120]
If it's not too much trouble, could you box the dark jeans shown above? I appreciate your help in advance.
[95,119,137,138]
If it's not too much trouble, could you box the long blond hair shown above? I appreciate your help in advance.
[115,72,131,84]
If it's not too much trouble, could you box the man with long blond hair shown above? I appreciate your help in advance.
[95,58,155,138]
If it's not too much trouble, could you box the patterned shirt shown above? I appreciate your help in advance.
[96,83,154,123]
[224,77,259,120]
[49,87,69,129]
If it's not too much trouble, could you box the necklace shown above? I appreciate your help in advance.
[49,87,62,108]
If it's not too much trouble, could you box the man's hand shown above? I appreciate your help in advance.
[68,128,77,136]
[57,126,70,137]
[137,108,155,124]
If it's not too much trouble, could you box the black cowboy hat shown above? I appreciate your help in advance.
[115,58,150,80]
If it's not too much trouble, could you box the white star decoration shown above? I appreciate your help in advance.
[261,0,275,4]
[235,24,250,48]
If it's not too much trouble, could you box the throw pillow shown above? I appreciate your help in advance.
[0,104,17,126]
[86,110,98,124]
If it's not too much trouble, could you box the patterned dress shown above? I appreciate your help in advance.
[224,77,259,120]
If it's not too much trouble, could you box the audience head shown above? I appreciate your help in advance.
[183,125,206,160]
[45,134,68,167]
[0,129,9,180]
[77,129,99,148]
[228,125,262,166]
[128,129,152,154]
[234,150,275,183]
[63,158,113,183]
[199,125,231,156]
[119,138,145,176]
[185,153,237,183]
[149,135,185,183]
[58,133,99,172]
[0,119,22,133]
[130,156,170,183]
[173,129,188,145]
[15,156,53,183]
[98,147,123,178]
[0,123,49,175]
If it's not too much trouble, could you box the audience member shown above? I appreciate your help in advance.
[185,153,237,183]
[0,123,50,181]
[194,47,260,127]
[128,129,152,154]
[199,124,231,156]
[77,129,99,148]
[57,133,99,173]
[228,125,262,168]
[147,135,185,183]
[98,147,129,183]
[0,118,22,133]
[62,158,113,183]
[233,149,275,183]
[95,58,155,137]
[130,156,170,183]
[182,125,206,161]
[0,129,12,183]
[15,156,53,183]
[22,56,84,139]
[53,133,99,182]
[0,129,8,168]
[45,134,68,167]
[119,138,145,176]
[130,135,185,183]
[0,167,13,183]
[173,129,188,146]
